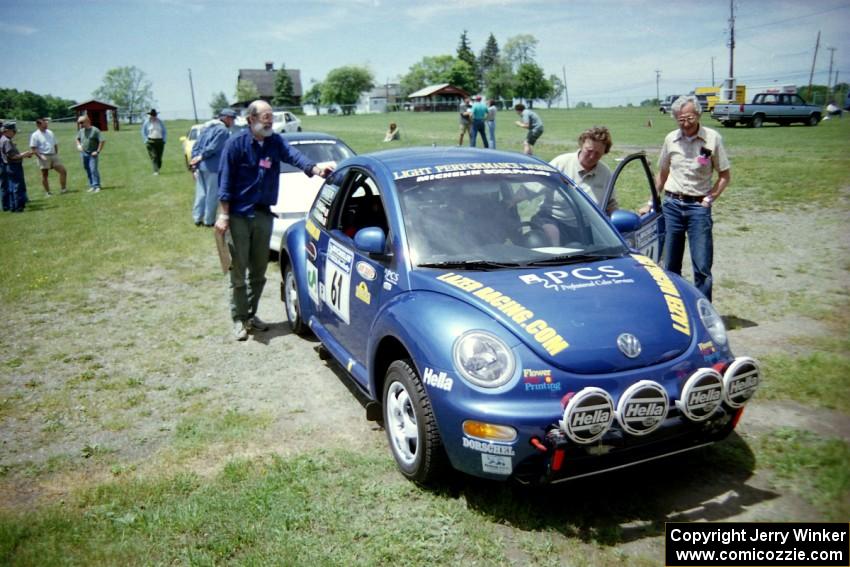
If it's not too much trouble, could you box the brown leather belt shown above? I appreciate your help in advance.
[665,191,703,203]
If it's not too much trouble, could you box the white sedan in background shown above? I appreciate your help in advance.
[269,132,356,256]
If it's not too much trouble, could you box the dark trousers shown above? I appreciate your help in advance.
[470,119,489,148]
[146,139,165,172]
[0,162,8,211]
[5,162,27,212]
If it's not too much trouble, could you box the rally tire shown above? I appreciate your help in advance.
[382,359,447,484]
[283,264,307,335]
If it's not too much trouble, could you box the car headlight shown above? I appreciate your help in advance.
[452,331,516,389]
[697,298,727,346]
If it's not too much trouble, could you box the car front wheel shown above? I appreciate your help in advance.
[383,359,447,484]
[283,264,307,335]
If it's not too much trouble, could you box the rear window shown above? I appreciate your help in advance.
[281,140,355,172]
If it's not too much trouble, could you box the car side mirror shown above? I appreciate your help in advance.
[354,227,390,260]
[611,210,641,233]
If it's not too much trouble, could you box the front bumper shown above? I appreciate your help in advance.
[438,357,759,483]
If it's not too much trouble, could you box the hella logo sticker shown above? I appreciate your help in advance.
[616,380,669,436]
[677,368,723,422]
[561,387,614,444]
[723,357,760,408]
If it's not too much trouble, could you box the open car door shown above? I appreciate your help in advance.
[602,152,665,263]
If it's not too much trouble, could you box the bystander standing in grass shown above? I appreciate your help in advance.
[470,95,489,148]
[656,94,731,301]
[485,99,497,149]
[75,115,104,193]
[0,122,34,212]
[216,100,332,341]
[141,109,166,175]
[30,118,68,196]
[190,108,237,227]
[514,103,543,155]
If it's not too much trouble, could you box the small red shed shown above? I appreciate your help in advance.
[70,100,119,131]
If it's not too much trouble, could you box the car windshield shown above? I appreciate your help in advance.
[395,165,627,268]
[281,140,355,172]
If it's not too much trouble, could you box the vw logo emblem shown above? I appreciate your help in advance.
[617,333,642,358]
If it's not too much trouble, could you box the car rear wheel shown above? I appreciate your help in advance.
[383,359,447,484]
[283,264,307,335]
[750,114,764,128]
[807,114,820,126]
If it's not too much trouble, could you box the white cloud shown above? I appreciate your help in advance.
[0,21,37,36]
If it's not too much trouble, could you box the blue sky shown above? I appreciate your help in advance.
[2,0,849,119]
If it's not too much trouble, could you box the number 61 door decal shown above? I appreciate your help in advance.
[324,239,353,324]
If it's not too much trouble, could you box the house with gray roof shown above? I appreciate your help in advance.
[237,62,303,106]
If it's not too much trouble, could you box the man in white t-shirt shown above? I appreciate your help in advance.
[29,118,68,196]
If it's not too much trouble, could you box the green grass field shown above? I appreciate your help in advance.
[1,109,848,565]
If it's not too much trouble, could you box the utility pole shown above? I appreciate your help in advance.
[188,68,199,123]
[711,56,716,85]
[826,46,837,96]
[721,0,736,102]
[807,31,821,102]
[563,65,569,109]
[655,69,661,102]
[727,0,735,79]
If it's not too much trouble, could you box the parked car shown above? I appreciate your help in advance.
[711,92,821,127]
[179,124,203,170]
[659,95,682,113]
[273,111,302,133]
[269,132,356,255]
[278,147,760,485]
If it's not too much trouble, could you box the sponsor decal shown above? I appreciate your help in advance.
[631,254,691,337]
[347,358,355,372]
[522,369,561,392]
[436,272,569,355]
[356,261,377,281]
[677,368,723,422]
[480,454,512,475]
[392,161,556,183]
[305,219,320,241]
[723,357,760,408]
[383,270,399,291]
[462,437,516,456]
[324,241,353,323]
[616,380,669,436]
[306,262,319,305]
[519,267,634,292]
[422,367,453,392]
[699,340,722,364]
[562,387,615,444]
[305,241,317,261]
[355,281,371,304]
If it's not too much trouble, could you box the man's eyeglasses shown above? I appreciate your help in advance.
[676,114,698,124]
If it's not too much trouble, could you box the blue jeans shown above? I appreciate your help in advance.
[193,170,220,225]
[5,162,27,212]
[81,153,101,188]
[470,119,488,148]
[486,120,495,149]
[662,197,714,300]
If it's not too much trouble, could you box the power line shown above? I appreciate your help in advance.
[737,5,849,31]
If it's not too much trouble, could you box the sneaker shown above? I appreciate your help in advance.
[60,188,68,194]
[233,321,249,341]
[45,192,53,197]
[93,187,101,193]
[153,171,159,176]
[248,316,269,332]
[194,220,203,227]
[87,187,95,193]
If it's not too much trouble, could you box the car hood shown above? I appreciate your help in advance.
[272,161,334,215]
[411,255,696,374]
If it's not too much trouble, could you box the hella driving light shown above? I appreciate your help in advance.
[697,298,727,346]
[453,331,516,388]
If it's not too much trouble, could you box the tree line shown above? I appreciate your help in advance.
[0,89,78,121]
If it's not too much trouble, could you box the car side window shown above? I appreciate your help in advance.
[308,177,341,228]
[332,170,389,239]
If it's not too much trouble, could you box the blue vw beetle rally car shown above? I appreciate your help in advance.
[279,147,759,484]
